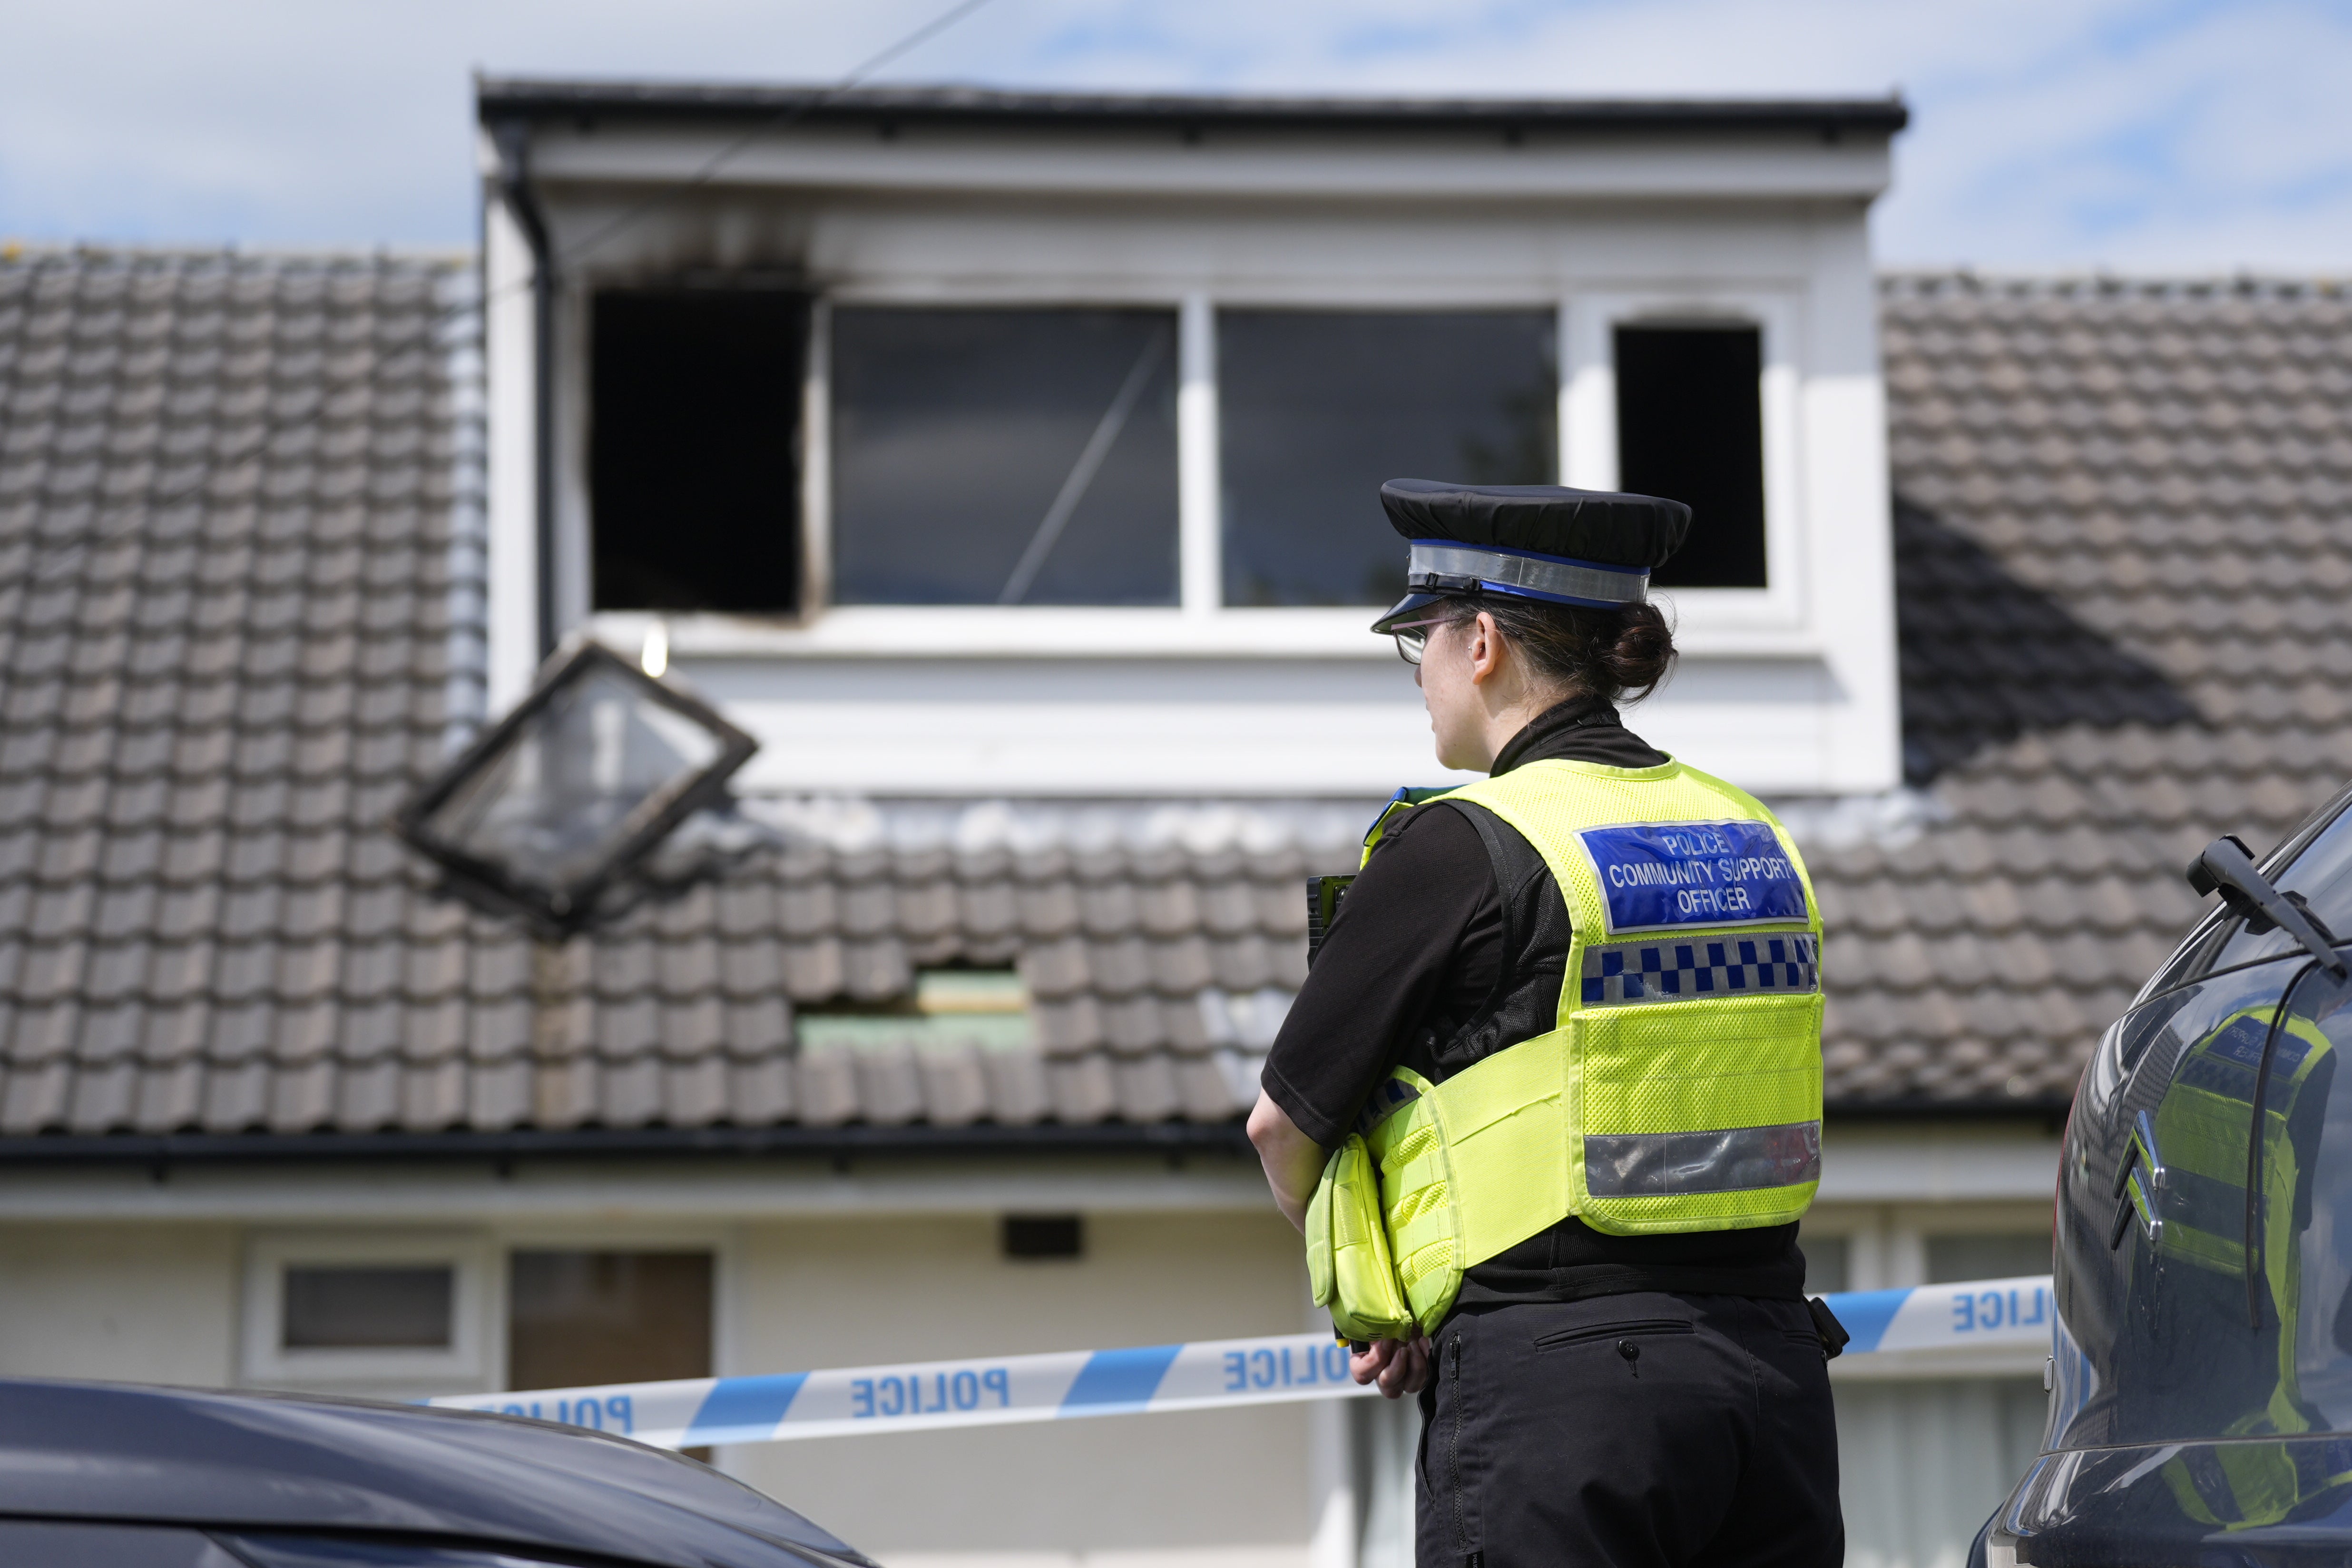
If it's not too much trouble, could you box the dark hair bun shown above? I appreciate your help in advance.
[1602,603,1676,699]
[1442,596,1677,704]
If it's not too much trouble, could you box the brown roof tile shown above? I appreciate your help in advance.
[15,253,2347,1137]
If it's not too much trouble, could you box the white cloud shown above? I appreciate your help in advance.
[2,0,2349,270]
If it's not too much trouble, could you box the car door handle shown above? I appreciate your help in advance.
[2109,1109,2167,1249]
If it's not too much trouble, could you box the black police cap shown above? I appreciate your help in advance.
[1371,479,1690,634]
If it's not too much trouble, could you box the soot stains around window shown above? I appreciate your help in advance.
[590,290,808,613]
[1615,324,1767,590]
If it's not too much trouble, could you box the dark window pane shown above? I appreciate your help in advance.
[831,308,1178,606]
[282,1266,452,1348]
[1002,1215,1084,1260]
[1800,1234,1849,1294]
[1924,1233,2050,1284]
[591,289,807,613]
[1617,324,1766,589]
[1220,311,1556,607]
[509,1251,712,1391]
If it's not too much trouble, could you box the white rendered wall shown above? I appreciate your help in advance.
[0,1197,1321,1568]
[0,1222,238,1386]
[0,1120,2055,1567]
[481,177,542,716]
[725,1210,1316,1568]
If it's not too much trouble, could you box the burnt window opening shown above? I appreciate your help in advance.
[830,307,1180,606]
[1220,310,1557,607]
[590,289,808,613]
[1615,323,1767,590]
[1002,1215,1084,1261]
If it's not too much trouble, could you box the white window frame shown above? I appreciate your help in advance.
[1888,1204,2057,1289]
[241,1230,492,1389]
[585,284,1815,661]
[1789,1210,1877,1294]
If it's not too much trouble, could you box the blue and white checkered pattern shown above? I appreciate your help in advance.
[1580,933,1819,1007]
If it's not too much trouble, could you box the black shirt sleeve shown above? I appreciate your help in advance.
[1260,804,1499,1149]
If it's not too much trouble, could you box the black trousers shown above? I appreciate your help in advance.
[1413,1292,1842,1568]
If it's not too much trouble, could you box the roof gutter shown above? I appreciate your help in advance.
[0,1120,1256,1168]
[474,80,1910,138]
[1825,1098,2073,1124]
[0,1107,2066,1166]
[488,118,560,663]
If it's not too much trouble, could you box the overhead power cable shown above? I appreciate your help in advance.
[18,0,1003,592]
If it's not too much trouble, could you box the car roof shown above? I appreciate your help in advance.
[0,1380,871,1568]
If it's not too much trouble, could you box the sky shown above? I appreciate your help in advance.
[2,0,2349,273]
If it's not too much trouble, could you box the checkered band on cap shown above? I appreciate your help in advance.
[1579,934,1820,1007]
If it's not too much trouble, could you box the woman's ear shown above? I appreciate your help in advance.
[1465,611,1504,686]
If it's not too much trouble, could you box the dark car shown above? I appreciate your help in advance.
[1976,782,2352,1566]
[0,1379,875,1568]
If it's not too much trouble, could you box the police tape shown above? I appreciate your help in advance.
[429,1274,2053,1450]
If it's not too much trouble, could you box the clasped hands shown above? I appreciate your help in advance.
[1350,1332,1436,1398]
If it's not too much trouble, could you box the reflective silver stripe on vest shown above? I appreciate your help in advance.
[1408,543,1648,605]
[1580,934,1819,1008]
[1583,1120,1822,1197]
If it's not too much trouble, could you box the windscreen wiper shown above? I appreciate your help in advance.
[2186,834,2348,978]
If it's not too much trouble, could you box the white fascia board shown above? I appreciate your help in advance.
[0,1157,1274,1225]
[1817,1123,2064,1205]
[665,650,1862,797]
[525,127,1892,204]
[590,608,1829,662]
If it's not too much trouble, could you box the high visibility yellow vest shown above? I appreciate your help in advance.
[1306,757,1826,1340]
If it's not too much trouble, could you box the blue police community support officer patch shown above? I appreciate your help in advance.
[1577,821,1807,935]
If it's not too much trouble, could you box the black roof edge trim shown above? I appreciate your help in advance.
[0,1107,2068,1163]
[474,80,1909,136]
[0,1121,1255,1167]
[1826,1098,2073,1123]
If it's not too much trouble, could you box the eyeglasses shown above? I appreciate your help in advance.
[1390,616,1455,666]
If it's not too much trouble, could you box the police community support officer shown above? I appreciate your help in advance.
[1246,479,1841,1568]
